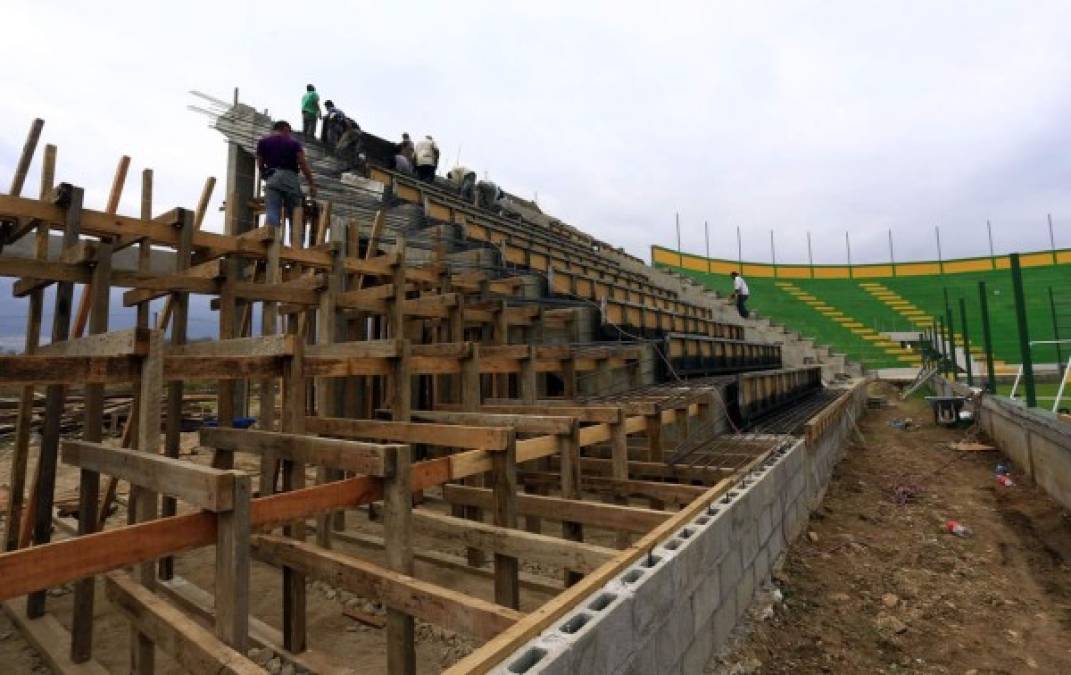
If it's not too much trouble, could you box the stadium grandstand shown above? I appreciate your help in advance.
[653,245,1071,374]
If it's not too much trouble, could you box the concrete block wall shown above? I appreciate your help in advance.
[977,395,1071,512]
[493,381,869,675]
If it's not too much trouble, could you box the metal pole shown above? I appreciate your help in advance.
[704,220,711,275]
[936,225,944,274]
[938,315,947,377]
[1009,253,1037,407]
[845,231,853,279]
[888,229,896,276]
[736,225,742,271]
[987,219,995,269]
[944,288,957,382]
[959,297,973,387]
[676,212,682,268]
[770,229,777,277]
[978,281,997,393]
[1049,286,1064,379]
[1049,213,1057,264]
[807,231,814,278]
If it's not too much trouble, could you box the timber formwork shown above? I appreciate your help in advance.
[0,115,849,675]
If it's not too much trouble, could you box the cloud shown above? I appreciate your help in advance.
[1,1,1069,292]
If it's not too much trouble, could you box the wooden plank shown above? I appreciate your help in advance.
[490,438,520,609]
[413,510,612,574]
[306,416,512,451]
[7,118,44,196]
[104,572,261,675]
[520,471,706,505]
[441,485,669,534]
[169,334,295,357]
[411,410,575,435]
[33,327,150,358]
[251,535,523,642]
[1,601,109,675]
[0,355,139,384]
[61,440,238,512]
[200,428,392,476]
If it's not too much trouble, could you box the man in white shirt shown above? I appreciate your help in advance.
[729,271,750,318]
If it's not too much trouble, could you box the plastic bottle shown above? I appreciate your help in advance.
[946,520,973,537]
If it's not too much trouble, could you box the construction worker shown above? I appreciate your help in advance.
[414,135,440,183]
[255,121,317,232]
[321,100,347,146]
[301,84,321,140]
[395,133,415,173]
[476,179,503,210]
[729,271,750,319]
[447,165,477,201]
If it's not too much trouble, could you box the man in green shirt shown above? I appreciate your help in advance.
[301,84,321,140]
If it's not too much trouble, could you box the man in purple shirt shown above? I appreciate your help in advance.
[255,120,318,229]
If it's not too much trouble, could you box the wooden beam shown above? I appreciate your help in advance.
[251,535,523,642]
[411,410,575,435]
[104,572,261,675]
[61,440,239,512]
[441,485,668,534]
[0,355,139,384]
[33,326,150,358]
[200,428,393,476]
[1,601,109,675]
[306,416,512,451]
[413,510,612,574]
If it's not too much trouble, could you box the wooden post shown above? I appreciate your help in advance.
[561,357,577,400]
[281,340,306,653]
[259,228,281,494]
[383,445,415,675]
[3,142,54,553]
[160,210,193,580]
[27,185,83,618]
[646,413,666,510]
[609,409,630,548]
[493,300,509,398]
[519,346,537,404]
[316,242,342,548]
[456,343,486,566]
[215,471,251,652]
[131,330,164,675]
[491,433,520,609]
[559,419,584,586]
[70,237,114,662]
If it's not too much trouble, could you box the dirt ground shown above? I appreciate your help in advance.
[710,382,1071,674]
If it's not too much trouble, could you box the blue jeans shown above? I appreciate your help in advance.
[263,170,303,227]
[736,294,750,319]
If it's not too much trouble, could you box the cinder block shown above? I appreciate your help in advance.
[690,564,722,631]
[555,581,637,675]
[718,546,743,603]
[700,506,732,569]
[711,590,738,648]
[680,616,716,675]
[625,549,679,637]
[757,501,774,544]
[767,522,785,562]
[735,563,756,620]
[495,633,573,675]
[652,590,696,667]
[754,542,770,583]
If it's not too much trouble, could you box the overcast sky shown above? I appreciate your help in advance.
[2,0,1070,272]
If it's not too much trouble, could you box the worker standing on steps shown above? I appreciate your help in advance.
[300,84,321,140]
[256,121,317,234]
[729,271,750,319]
[447,165,477,201]
[414,135,440,183]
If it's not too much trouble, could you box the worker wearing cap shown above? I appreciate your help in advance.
[256,120,317,231]
[729,271,750,318]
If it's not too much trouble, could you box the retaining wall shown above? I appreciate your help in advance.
[493,379,869,674]
[978,395,1071,512]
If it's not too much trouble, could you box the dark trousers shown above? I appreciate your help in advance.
[736,294,750,319]
[416,164,436,182]
[302,112,317,139]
